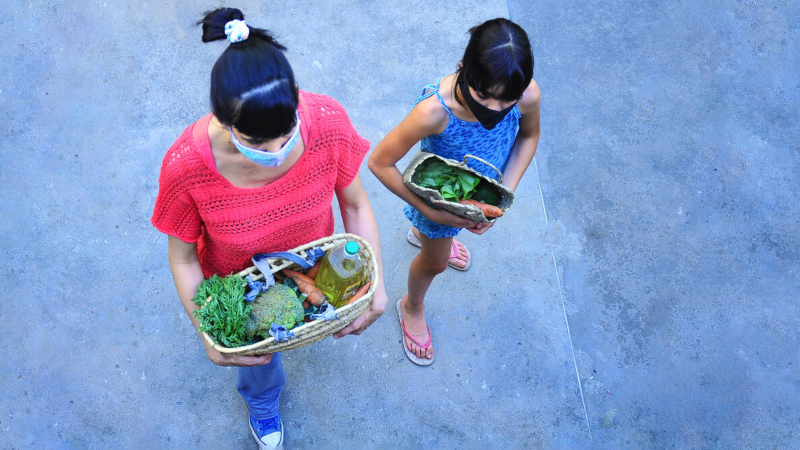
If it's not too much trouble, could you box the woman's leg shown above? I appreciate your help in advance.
[401,232,453,360]
[237,352,287,419]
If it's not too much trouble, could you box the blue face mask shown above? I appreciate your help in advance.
[229,112,301,167]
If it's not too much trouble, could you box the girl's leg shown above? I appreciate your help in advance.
[237,352,287,419]
[412,227,470,269]
[402,232,453,360]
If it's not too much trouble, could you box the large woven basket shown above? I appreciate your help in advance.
[402,152,514,223]
[200,233,378,355]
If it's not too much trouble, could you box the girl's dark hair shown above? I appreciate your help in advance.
[455,18,533,106]
[198,8,297,143]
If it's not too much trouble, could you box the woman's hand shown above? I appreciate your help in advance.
[167,237,275,367]
[334,173,391,338]
[333,284,388,338]
[206,346,273,366]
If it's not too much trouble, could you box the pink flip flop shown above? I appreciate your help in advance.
[396,299,434,366]
[405,228,472,271]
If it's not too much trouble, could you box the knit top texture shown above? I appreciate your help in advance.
[151,91,370,277]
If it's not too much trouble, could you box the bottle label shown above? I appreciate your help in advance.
[340,282,361,302]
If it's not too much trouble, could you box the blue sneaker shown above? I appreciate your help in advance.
[248,413,284,449]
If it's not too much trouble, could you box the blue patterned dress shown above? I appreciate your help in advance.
[404,77,521,238]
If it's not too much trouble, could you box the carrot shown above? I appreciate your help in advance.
[282,268,315,285]
[272,271,286,283]
[282,269,327,306]
[459,199,504,218]
[344,281,372,306]
[305,260,322,280]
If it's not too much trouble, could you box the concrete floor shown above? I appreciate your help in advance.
[1,0,798,448]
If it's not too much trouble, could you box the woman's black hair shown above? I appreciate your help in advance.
[198,8,298,143]
[454,18,533,106]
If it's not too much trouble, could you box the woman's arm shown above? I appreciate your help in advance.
[168,235,272,366]
[332,173,389,338]
[368,97,478,229]
[501,80,542,191]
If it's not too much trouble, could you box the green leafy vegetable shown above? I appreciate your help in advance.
[412,160,482,202]
[471,181,501,205]
[192,274,252,348]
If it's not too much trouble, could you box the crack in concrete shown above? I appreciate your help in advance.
[534,156,594,443]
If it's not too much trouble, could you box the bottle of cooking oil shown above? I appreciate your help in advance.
[315,241,366,308]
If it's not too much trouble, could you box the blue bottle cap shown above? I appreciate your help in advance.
[345,241,359,255]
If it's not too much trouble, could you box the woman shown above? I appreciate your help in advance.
[150,8,387,449]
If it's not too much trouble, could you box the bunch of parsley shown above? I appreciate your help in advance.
[412,161,481,201]
[192,274,252,348]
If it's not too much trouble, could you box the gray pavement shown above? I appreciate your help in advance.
[1,0,798,448]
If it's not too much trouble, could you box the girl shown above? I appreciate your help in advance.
[151,8,387,448]
[368,18,540,365]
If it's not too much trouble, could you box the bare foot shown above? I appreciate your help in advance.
[400,295,433,360]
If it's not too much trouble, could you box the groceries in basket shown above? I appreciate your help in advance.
[193,237,374,352]
[411,159,504,218]
[402,152,514,223]
[316,241,369,307]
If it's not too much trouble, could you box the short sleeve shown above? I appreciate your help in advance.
[333,106,371,190]
[150,137,203,243]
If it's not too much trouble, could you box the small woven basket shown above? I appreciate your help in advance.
[200,233,378,355]
[402,152,514,223]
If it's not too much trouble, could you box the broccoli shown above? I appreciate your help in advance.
[245,283,305,340]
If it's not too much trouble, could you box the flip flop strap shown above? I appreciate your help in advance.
[449,239,459,260]
[401,319,432,349]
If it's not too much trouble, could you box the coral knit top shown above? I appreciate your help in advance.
[151,91,370,278]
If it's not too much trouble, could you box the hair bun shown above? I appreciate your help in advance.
[198,7,286,50]
[198,7,244,43]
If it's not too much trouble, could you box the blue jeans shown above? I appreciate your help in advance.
[237,352,286,419]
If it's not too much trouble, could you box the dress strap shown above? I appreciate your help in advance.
[512,103,522,119]
[412,77,453,115]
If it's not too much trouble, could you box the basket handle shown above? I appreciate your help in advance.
[463,154,504,184]
[252,247,325,271]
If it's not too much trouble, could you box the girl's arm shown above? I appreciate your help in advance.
[168,235,272,366]
[502,80,542,191]
[368,97,478,229]
[464,81,540,236]
[332,173,389,337]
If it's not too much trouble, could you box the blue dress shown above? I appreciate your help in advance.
[404,77,521,238]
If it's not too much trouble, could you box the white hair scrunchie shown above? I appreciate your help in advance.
[224,19,250,43]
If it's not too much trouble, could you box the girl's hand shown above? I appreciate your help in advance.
[333,284,388,338]
[424,207,476,229]
[206,346,273,367]
[465,220,495,235]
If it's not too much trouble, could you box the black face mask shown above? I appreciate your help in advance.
[459,75,516,130]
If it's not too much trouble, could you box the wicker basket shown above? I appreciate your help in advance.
[402,152,514,223]
[199,233,378,355]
